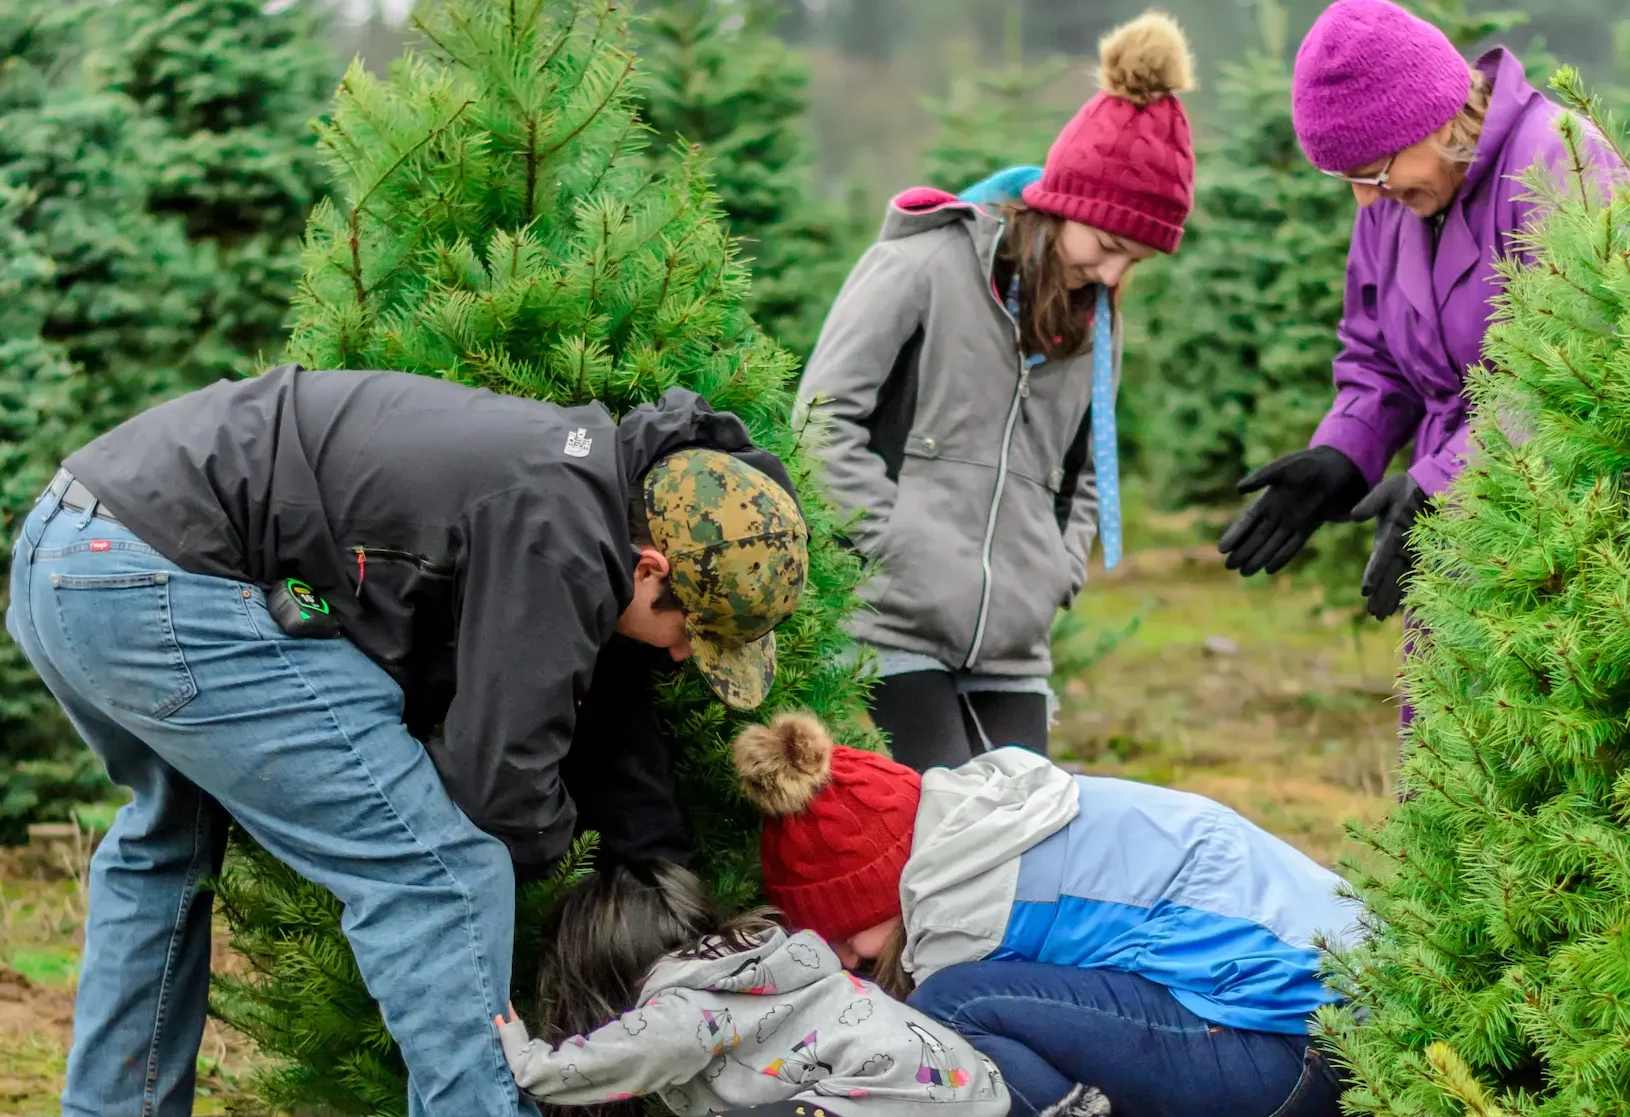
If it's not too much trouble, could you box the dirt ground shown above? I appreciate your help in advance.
[0,830,260,1116]
[0,517,1405,1114]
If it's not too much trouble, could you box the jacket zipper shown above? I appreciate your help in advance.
[352,546,453,596]
[964,233,1032,669]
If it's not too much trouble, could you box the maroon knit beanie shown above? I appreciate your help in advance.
[733,713,920,943]
[1022,11,1197,254]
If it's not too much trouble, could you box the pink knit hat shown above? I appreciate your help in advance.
[1291,0,1471,173]
[1022,12,1197,255]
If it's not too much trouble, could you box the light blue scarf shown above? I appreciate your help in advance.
[1004,273,1121,572]
[1091,284,1121,570]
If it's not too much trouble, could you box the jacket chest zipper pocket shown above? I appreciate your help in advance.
[353,546,454,595]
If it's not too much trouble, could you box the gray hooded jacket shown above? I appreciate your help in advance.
[498,928,1007,1117]
[799,189,1118,676]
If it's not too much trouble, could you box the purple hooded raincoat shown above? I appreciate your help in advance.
[1309,47,1619,495]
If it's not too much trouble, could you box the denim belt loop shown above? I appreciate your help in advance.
[25,470,70,562]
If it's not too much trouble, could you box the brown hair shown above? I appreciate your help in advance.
[1435,67,1493,165]
[994,204,1097,361]
[868,922,914,1000]
[533,862,778,1043]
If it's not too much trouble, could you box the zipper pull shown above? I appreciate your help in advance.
[354,547,366,596]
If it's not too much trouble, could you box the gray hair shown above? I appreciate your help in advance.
[1434,67,1492,165]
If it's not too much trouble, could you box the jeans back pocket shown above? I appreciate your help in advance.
[1267,1043,1344,1117]
[51,570,199,720]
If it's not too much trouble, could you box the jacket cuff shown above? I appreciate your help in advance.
[1407,447,1467,498]
[1309,413,1395,488]
[502,830,569,883]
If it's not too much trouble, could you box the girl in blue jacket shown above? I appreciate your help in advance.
[731,714,1356,1117]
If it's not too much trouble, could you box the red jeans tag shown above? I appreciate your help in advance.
[89,540,111,552]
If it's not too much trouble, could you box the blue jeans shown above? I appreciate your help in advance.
[910,962,1343,1117]
[5,488,537,1117]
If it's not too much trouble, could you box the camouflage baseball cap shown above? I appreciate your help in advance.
[643,448,808,710]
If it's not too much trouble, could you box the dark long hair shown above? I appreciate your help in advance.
[993,203,1097,361]
[533,861,778,1044]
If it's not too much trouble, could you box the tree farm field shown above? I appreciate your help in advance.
[0,505,1401,1114]
[1052,526,1401,871]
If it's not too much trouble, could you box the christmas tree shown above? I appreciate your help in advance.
[207,2,875,1110]
[0,0,196,839]
[0,176,97,841]
[90,0,334,385]
[634,0,857,359]
[1314,74,1630,1114]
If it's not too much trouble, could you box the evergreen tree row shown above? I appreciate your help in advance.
[0,0,331,840]
[635,0,862,361]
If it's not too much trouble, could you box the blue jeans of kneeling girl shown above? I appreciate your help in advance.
[5,487,536,1117]
[910,961,1344,1117]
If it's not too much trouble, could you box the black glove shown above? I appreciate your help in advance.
[1218,447,1367,576]
[1351,472,1428,621]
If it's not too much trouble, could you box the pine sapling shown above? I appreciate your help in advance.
[208,2,876,1110]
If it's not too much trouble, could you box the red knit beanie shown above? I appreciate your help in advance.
[1022,11,1197,254]
[733,713,920,943]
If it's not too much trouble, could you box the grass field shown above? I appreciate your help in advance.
[1054,537,1400,868]
[0,508,1405,1114]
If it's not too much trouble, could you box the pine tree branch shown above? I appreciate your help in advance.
[523,115,539,225]
[345,98,475,306]
[536,0,584,73]
[582,0,617,64]
[410,20,463,67]
[581,115,644,202]
[540,51,637,164]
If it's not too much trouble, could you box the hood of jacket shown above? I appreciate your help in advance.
[877,187,1004,275]
[640,926,840,1001]
[957,165,1044,210]
[899,748,1080,982]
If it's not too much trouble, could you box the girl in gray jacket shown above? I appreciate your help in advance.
[494,863,1029,1117]
[798,11,1197,769]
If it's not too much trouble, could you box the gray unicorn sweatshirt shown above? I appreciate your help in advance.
[497,928,1008,1117]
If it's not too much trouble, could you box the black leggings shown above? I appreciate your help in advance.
[869,670,1049,772]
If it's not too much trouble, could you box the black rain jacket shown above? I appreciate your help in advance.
[66,364,784,875]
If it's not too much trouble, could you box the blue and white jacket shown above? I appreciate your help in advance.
[897,749,1363,1036]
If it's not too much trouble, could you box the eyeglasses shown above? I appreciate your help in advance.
[1322,153,1395,189]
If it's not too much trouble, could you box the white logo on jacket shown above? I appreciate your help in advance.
[564,428,593,457]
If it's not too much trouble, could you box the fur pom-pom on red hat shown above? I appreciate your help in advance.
[1023,9,1197,254]
[733,714,920,943]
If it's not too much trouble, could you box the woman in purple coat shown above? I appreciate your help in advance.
[1219,0,1620,623]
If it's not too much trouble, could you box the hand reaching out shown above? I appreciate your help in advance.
[1351,473,1428,621]
[1218,447,1368,576]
